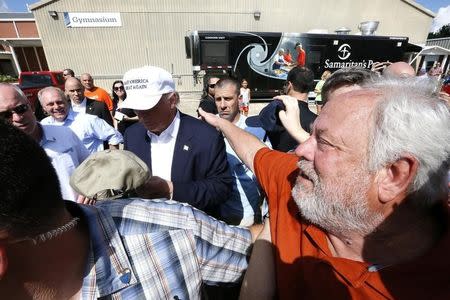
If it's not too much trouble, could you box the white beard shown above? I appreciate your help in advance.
[292,160,383,236]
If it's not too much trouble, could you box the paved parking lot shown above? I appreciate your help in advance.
[178,92,318,117]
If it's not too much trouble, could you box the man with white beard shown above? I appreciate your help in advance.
[199,74,450,299]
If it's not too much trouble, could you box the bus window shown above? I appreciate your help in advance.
[201,40,229,65]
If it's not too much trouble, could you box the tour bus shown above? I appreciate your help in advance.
[184,30,421,98]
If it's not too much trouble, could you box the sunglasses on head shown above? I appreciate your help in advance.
[208,84,216,88]
[0,103,29,120]
[114,86,125,91]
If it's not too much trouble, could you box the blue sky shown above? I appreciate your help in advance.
[1,0,449,31]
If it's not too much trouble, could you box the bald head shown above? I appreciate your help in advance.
[80,73,94,90]
[383,62,415,78]
[65,77,85,104]
[0,83,39,138]
[0,83,27,103]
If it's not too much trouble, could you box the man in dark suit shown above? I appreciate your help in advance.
[65,77,113,126]
[121,66,232,219]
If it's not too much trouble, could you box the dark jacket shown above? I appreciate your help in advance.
[86,98,114,127]
[124,112,232,218]
[261,100,317,152]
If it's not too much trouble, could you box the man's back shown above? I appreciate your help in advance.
[78,198,251,299]
[266,100,316,152]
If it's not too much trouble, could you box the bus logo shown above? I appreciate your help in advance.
[337,44,351,60]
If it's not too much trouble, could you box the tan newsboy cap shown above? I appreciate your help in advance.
[70,149,151,200]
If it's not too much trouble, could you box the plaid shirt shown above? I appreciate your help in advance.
[69,199,251,299]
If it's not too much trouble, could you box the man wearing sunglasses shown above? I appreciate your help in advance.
[62,68,75,79]
[0,83,89,202]
[198,75,220,115]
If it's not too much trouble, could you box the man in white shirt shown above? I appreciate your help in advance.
[121,66,232,220]
[214,77,271,226]
[0,83,89,201]
[38,87,122,154]
[64,77,113,126]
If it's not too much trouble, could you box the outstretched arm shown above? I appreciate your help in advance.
[198,107,267,173]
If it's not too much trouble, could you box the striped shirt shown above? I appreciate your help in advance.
[69,198,252,299]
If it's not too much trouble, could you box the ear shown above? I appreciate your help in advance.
[377,155,418,203]
[0,245,8,279]
[169,93,179,109]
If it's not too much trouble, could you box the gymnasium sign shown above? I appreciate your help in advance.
[64,12,122,28]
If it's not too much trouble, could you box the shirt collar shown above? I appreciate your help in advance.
[147,110,180,140]
[39,124,55,146]
[66,109,76,121]
[303,224,375,288]
[43,109,76,125]
[72,98,86,107]
[234,114,245,127]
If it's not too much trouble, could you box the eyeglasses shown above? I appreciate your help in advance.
[0,103,29,120]
[208,84,216,88]
[114,86,125,91]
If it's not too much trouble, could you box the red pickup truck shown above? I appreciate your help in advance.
[19,71,65,120]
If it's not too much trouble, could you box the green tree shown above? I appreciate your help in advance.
[428,24,450,39]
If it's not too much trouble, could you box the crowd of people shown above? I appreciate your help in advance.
[0,60,449,299]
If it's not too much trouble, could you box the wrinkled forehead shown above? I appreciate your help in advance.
[42,89,65,102]
[65,78,83,89]
[314,88,380,143]
[325,87,379,113]
[215,83,239,97]
[0,85,26,105]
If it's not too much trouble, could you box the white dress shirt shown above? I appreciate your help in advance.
[41,109,123,154]
[147,111,180,181]
[71,98,87,114]
[40,124,89,201]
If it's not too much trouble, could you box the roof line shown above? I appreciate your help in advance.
[29,0,60,11]
[401,0,435,18]
[29,0,437,18]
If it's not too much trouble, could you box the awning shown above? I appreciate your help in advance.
[0,38,42,47]
[418,45,450,56]
[410,45,450,64]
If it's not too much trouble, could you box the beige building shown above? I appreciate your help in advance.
[29,0,434,92]
[0,12,49,75]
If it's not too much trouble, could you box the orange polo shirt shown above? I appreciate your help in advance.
[84,86,113,111]
[254,148,450,299]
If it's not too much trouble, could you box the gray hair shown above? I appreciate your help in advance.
[365,77,450,206]
[322,67,376,104]
[37,86,67,105]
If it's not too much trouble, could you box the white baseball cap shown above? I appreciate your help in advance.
[119,66,175,110]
